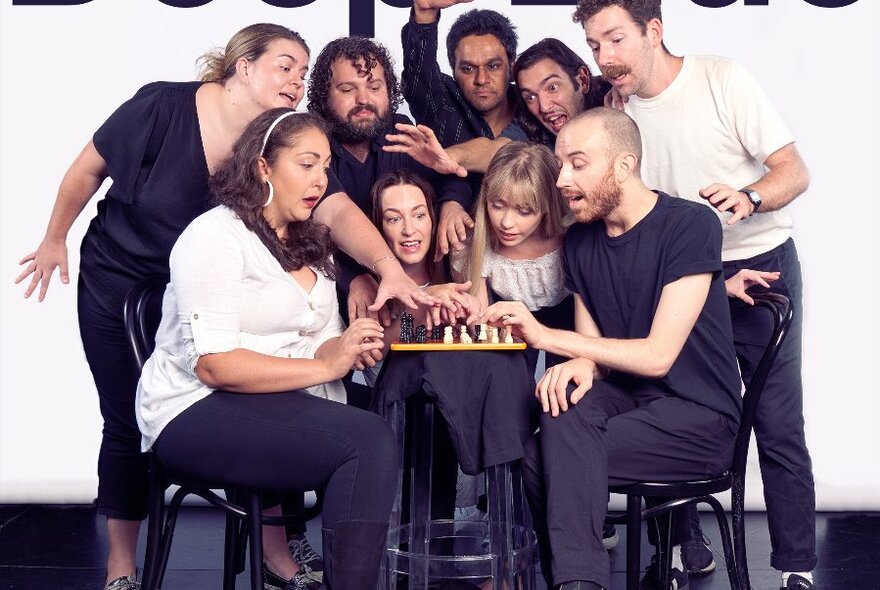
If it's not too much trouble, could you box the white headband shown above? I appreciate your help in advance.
[260,110,298,156]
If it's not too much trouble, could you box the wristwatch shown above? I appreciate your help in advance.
[739,188,762,213]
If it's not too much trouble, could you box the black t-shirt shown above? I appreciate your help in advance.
[563,192,741,424]
[83,81,344,313]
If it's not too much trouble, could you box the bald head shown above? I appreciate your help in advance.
[565,107,643,175]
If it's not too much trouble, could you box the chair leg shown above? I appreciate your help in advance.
[704,495,742,590]
[247,492,265,590]
[140,476,165,590]
[626,495,642,590]
[731,481,751,590]
[659,509,673,590]
[409,396,433,590]
[222,512,240,590]
[155,489,187,589]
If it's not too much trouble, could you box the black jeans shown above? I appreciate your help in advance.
[724,237,816,572]
[153,390,398,529]
[522,381,736,589]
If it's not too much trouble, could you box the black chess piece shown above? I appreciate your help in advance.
[430,324,443,342]
[400,312,414,343]
[415,324,427,344]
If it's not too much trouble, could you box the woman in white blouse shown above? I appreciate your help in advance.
[136,110,397,590]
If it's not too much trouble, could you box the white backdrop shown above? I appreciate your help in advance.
[1,0,878,510]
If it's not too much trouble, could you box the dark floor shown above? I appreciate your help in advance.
[0,505,875,590]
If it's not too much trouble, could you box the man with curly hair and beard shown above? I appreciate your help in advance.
[307,36,472,328]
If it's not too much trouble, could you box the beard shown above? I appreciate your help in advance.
[572,168,622,224]
[328,104,393,144]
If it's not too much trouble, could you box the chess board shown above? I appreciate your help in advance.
[390,339,526,351]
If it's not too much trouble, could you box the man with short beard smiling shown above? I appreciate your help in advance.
[307,36,472,328]
[481,107,742,590]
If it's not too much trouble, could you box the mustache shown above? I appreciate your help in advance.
[347,103,379,118]
[601,64,632,79]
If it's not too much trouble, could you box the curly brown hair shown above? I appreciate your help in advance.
[210,109,336,278]
[572,0,662,32]
[307,36,402,121]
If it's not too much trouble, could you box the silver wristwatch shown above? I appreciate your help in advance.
[740,188,762,213]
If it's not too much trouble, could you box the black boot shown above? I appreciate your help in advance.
[322,519,388,590]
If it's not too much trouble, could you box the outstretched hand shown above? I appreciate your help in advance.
[480,300,547,348]
[383,123,468,178]
[434,201,474,261]
[369,263,439,314]
[15,239,70,302]
[725,269,780,305]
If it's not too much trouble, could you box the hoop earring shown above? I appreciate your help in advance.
[263,179,274,208]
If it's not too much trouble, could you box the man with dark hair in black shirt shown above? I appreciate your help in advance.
[393,0,528,260]
[307,36,472,325]
[482,108,742,590]
[513,38,610,149]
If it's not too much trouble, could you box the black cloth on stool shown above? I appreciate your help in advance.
[373,350,538,474]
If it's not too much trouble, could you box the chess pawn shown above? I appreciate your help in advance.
[503,328,514,344]
[490,326,500,344]
[477,323,488,342]
[443,325,454,344]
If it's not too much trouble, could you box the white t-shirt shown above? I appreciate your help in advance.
[136,206,345,451]
[625,55,796,261]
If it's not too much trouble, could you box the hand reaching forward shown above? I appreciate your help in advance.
[435,201,474,261]
[725,269,780,305]
[480,300,548,348]
[15,238,70,302]
[383,123,468,178]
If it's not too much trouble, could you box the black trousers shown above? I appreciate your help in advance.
[153,390,398,529]
[78,273,150,520]
[724,238,816,572]
[522,381,736,589]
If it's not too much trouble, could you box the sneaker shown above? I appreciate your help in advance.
[681,521,716,574]
[104,574,140,590]
[639,554,689,590]
[782,574,814,589]
[602,521,620,550]
[262,562,322,590]
[288,534,324,581]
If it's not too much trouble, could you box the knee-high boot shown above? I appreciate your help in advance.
[322,519,389,589]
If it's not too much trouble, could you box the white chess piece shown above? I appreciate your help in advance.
[459,325,472,344]
[477,323,488,342]
[443,325,454,344]
[490,326,500,344]
[503,328,514,344]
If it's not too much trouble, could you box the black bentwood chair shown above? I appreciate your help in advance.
[607,292,793,590]
[123,277,321,590]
